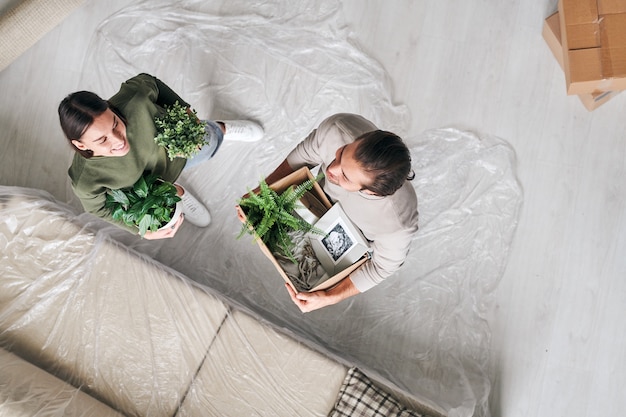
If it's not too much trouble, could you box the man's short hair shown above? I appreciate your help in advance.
[354,130,414,196]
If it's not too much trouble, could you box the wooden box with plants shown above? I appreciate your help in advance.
[238,167,369,293]
[104,173,183,237]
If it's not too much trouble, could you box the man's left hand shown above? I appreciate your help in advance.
[284,277,360,313]
[285,284,338,313]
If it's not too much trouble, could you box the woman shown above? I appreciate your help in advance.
[59,73,263,240]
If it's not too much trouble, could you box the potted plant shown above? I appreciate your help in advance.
[154,101,208,160]
[238,174,325,263]
[104,173,182,237]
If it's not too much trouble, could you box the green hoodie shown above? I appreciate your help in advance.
[68,73,189,232]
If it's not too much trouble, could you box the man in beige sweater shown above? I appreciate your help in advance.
[262,113,419,312]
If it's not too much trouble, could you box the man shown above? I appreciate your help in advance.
[258,113,419,312]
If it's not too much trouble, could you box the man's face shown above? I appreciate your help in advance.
[325,141,374,193]
[71,108,129,157]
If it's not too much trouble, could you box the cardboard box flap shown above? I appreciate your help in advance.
[600,13,626,77]
[561,0,598,23]
[598,0,626,14]
[561,0,600,49]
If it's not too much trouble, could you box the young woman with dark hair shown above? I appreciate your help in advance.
[59,73,263,240]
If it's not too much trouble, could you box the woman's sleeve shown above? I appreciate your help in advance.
[123,73,191,109]
[73,185,138,234]
[150,74,191,108]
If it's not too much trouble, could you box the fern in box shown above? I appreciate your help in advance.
[238,175,325,263]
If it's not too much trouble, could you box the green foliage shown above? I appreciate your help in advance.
[238,175,325,263]
[154,101,207,161]
[105,173,181,237]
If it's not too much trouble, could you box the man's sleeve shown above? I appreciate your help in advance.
[286,116,339,169]
[286,113,372,169]
[349,226,416,292]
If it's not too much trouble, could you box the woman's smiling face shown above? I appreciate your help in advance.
[71,108,129,157]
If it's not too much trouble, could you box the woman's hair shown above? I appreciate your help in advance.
[354,130,414,196]
[58,91,124,158]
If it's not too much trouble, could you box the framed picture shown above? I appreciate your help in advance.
[321,219,358,263]
[308,203,371,276]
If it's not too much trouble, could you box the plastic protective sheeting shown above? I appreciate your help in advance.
[0,348,124,417]
[69,1,523,416]
[0,187,350,416]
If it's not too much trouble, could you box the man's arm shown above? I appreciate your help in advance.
[263,158,295,188]
[286,228,414,312]
[284,277,360,313]
[350,227,416,292]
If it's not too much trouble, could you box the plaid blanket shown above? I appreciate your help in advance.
[328,368,426,417]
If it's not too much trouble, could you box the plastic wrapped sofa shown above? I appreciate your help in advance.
[0,186,432,417]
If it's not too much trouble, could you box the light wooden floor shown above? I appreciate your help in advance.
[0,1,624,416]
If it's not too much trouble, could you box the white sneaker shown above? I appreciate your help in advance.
[220,120,264,142]
[177,185,211,227]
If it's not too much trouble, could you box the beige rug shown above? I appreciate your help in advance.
[0,0,84,72]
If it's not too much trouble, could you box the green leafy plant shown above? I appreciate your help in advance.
[105,173,181,237]
[154,101,207,160]
[238,175,325,263]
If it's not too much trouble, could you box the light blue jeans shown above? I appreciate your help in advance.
[183,120,224,171]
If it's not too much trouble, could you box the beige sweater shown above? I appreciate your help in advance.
[287,113,419,292]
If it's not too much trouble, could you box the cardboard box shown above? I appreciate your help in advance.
[559,0,626,94]
[242,167,369,293]
[543,11,621,110]
[597,0,626,15]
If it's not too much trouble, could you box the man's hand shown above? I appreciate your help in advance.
[284,277,361,313]
[285,284,338,313]
[235,205,247,223]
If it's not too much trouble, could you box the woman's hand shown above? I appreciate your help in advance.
[142,213,185,240]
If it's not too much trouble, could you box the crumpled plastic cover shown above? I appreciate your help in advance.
[5,0,523,416]
[0,187,349,417]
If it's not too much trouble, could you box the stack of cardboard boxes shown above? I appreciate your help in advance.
[543,0,626,110]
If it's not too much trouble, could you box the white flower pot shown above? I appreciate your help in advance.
[159,200,183,231]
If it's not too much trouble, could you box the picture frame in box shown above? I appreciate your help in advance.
[241,167,369,293]
[308,202,371,277]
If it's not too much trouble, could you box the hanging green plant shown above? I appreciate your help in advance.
[154,101,207,160]
[238,174,325,263]
[104,173,182,237]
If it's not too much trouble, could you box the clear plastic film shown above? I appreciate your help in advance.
[0,187,351,416]
[4,0,523,416]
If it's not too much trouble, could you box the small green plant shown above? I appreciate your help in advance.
[154,101,207,160]
[238,175,325,263]
[105,173,181,237]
